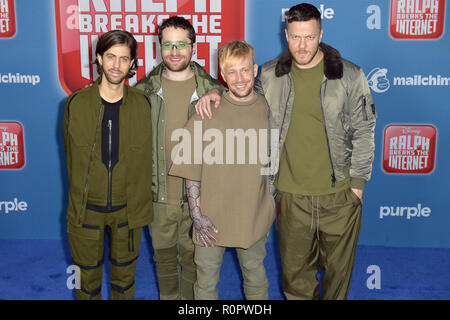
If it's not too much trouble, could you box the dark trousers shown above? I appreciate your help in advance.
[277,188,362,300]
[67,208,142,300]
[150,202,196,300]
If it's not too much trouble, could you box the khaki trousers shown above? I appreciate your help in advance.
[67,208,142,300]
[194,235,269,300]
[278,188,362,300]
[150,202,195,300]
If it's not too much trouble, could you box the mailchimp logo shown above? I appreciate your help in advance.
[382,124,436,174]
[0,73,41,86]
[390,0,446,39]
[0,0,16,38]
[0,121,25,170]
[55,0,245,94]
[367,67,449,93]
[367,68,390,93]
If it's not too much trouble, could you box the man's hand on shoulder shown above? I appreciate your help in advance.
[195,88,222,120]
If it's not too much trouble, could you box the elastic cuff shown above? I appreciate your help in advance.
[350,177,366,190]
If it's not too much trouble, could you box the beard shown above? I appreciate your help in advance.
[228,83,254,101]
[292,46,320,67]
[103,69,127,85]
[229,87,253,99]
[162,54,192,72]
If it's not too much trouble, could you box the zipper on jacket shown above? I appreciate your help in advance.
[319,80,336,188]
[180,97,194,207]
[156,95,163,201]
[107,119,113,209]
[280,75,293,148]
[361,96,368,121]
[276,74,293,177]
[79,104,104,224]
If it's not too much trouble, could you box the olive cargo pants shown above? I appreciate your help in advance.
[67,208,142,300]
[150,202,195,300]
[193,235,269,300]
[277,188,362,300]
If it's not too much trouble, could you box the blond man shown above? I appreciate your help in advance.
[169,41,275,300]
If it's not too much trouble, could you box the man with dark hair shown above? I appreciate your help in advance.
[94,29,138,79]
[135,16,223,300]
[157,15,196,45]
[195,3,377,300]
[62,29,152,300]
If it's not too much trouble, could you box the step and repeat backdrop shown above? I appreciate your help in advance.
[1,0,449,248]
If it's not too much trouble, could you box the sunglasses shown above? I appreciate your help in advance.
[161,41,192,51]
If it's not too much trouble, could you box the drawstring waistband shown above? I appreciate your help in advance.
[310,196,320,239]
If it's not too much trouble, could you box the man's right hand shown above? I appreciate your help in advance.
[193,215,219,248]
[186,179,219,247]
[195,88,222,119]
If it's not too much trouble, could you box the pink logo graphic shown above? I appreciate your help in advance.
[55,0,245,94]
[0,121,25,169]
[383,124,437,174]
[390,0,446,39]
[0,0,16,38]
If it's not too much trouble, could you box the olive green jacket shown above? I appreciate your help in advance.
[62,80,153,228]
[134,61,223,204]
[255,43,377,190]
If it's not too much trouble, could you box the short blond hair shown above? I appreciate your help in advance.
[219,40,255,71]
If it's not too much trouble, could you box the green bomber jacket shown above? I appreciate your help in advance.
[255,42,377,190]
[62,79,153,228]
[134,61,224,204]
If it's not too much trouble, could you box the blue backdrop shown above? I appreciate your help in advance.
[1,0,449,248]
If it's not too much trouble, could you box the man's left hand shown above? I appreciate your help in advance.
[351,188,364,201]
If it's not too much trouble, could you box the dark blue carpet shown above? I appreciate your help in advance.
[0,232,449,300]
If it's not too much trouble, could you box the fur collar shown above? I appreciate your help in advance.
[275,42,343,79]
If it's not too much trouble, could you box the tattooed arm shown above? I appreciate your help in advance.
[186,179,219,247]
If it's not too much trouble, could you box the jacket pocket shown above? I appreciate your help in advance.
[67,110,97,148]
[67,222,102,267]
[130,118,151,150]
[130,133,151,151]
[360,94,377,121]
[68,127,90,148]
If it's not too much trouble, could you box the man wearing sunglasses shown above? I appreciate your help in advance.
[135,16,223,300]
